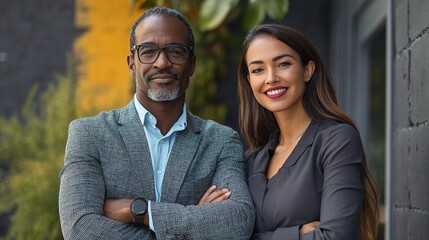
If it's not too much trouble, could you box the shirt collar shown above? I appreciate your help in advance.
[133,94,187,132]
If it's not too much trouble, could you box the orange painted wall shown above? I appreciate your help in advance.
[74,0,143,115]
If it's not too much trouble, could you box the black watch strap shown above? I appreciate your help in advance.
[134,214,145,227]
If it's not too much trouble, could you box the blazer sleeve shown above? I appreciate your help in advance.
[150,130,255,240]
[300,124,364,240]
[59,120,155,240]
[251,226,300,240]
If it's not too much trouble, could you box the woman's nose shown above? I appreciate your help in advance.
[265,69,279,84]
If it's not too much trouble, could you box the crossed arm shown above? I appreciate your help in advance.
[104,185,231,225]
[59,120,255,240]
[251,124,364,239]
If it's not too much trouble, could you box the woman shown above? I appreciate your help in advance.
[237,23,379,239]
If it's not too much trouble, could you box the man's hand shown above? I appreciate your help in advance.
[104,198,134,224]
[198,185,231,205]
[300,221,320,234]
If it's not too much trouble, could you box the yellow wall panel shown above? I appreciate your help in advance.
[74,0,143,115]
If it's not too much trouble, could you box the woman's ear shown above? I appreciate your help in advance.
[305,61,315,82]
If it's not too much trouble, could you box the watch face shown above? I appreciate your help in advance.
[132,198,147,215]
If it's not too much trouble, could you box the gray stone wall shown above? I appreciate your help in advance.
[0,0,74,236]
[393,0,429,238]
[0,0,75,118]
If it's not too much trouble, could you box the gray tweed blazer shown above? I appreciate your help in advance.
[59,99,255,240]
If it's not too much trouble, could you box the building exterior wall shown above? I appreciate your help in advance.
[392,0,429,238]
[0,0,143,119]
[0,0,75,118]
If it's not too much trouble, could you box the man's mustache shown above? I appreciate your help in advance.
[145,69,180,81]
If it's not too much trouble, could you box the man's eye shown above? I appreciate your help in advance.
[168,48,186,56]
[141,48,158,55]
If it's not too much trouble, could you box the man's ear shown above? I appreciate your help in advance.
[188,55,196,77]
[127,54,135,74]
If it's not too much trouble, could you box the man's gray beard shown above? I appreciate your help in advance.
[148,87,181,101]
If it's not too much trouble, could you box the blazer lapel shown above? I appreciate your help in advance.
[284,119,319,167]
[160,111,202,203]
[117,100,156,200]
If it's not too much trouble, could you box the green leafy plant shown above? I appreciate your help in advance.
[0,62,76,240]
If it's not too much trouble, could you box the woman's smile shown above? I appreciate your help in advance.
[265,87,288,98]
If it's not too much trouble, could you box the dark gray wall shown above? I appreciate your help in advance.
[0,0,74,235]
[0,0,75,118]
[393,0,429,238]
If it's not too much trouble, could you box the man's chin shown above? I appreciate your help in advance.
[148,89,181,102]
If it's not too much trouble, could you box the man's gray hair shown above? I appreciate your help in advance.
[129,7,195,56]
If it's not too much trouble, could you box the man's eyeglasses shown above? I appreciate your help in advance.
[131,44,193,64]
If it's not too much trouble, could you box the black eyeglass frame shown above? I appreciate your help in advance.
[131,44,194,65]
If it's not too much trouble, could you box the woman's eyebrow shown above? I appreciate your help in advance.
[248,54,294,66]
[272,53,294,62]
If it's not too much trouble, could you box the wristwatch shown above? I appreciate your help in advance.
[130,197,148,227]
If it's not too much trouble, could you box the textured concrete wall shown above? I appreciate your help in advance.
[393,0,429,239]
[0,0,74,235]
[0,0,74,118]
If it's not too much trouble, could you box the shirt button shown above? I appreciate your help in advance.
[160,139,164,144]
[157,170,162,175]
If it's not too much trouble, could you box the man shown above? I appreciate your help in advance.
[58,6,255,240]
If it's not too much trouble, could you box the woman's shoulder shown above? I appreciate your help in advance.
[315,119,360,139]
[311,119,363,155]
[313,119,364,162]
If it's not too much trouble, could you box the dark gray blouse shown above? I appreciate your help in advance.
[247,119,363,240]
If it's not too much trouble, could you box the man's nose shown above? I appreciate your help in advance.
[153,50,172,68]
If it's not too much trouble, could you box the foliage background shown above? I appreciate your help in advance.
[0,0,288,239]
[0,63,75,239]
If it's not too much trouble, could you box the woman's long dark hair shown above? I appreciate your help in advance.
[237,23,379,240]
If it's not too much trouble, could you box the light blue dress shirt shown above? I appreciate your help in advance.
[134,95,187,230]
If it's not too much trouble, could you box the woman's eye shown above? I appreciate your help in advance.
[278,62,291,67]
[250,68,263,74]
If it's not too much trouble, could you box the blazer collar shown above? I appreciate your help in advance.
[160,110,203,202]
[118,100,156,199]
[248,118,321,174]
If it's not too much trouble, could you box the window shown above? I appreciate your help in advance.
[367,26,386,240]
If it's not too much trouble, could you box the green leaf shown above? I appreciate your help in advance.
[198,0,239,31]
[264,0,289,20]
[139,0,159,9]
[129,0,138,9]
[243,0,266,31]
